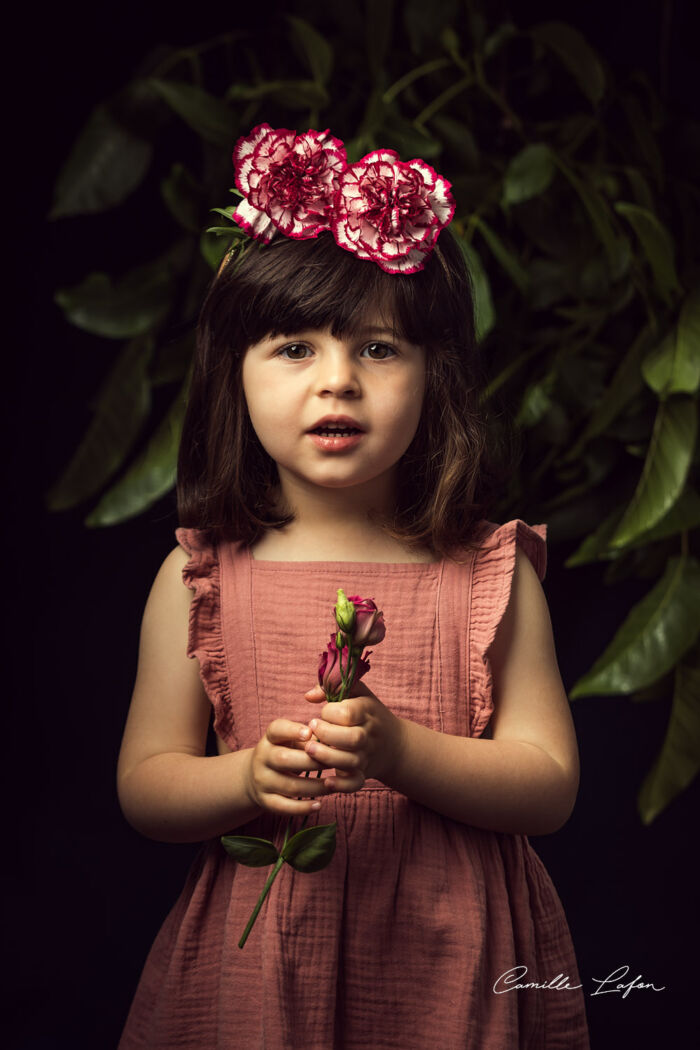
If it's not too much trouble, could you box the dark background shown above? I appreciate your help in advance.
[6,1,698,1047]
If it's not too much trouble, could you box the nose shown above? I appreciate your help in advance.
[315,345,360,397]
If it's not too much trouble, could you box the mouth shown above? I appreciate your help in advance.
[307,426,365,452]
[310,426,363,437]
[307,415,366,437]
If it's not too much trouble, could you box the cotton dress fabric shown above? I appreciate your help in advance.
[118,519,590,1050]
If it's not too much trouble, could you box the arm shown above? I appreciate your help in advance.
[386,547,580,834]
[303,548,580,836]
[117,546,329,844]
[117,546,261,842]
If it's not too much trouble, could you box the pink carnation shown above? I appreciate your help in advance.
[331,149,455,274]
[231,123,347,243]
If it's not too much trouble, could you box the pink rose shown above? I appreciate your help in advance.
[231,123,347,243]
[318,634,371,701]
[331,149,455,274]
[346,596,386,647]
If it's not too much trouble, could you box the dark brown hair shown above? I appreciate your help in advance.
[177,229,517,558]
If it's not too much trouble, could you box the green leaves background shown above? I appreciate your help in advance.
[48,0,700,824]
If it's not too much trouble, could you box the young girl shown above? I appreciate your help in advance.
[117,126,590,1049]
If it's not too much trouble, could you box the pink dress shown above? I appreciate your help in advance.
[118,518,590,1049]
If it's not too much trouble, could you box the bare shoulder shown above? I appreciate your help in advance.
[495,545,553,647]
[117,544,212,782]
[146,543,193,608]
[161,541,191,579]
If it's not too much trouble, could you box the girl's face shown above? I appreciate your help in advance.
[241,312,426,506]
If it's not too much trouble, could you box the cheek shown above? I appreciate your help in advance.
[397,373,426,436]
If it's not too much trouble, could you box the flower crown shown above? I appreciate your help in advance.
[214,123,455,275]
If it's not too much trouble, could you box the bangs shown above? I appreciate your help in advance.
[181,218,502,556]
[216,231,465,353]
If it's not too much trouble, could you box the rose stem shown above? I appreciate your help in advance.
[238,855,286,948]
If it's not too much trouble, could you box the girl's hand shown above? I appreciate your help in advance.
[245,719,334,815]
[303,682,404,792]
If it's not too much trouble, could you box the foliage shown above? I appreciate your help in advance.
[47,0,700,823]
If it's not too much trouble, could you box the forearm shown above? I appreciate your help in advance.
[384,718,578,836]
[118,749,262,843]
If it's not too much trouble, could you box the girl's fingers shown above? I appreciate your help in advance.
[305,738,363,773]
[267,718,314,744]
[270,745,325,775]
[306,719,364,753]
[261,793,325,816]
[324,770,365,793]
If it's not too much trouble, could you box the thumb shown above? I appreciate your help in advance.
[304,684,327,702]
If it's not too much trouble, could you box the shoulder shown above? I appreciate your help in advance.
[503,544,551,627]
[155,543,191,586]
[490,544,555,672]
[512,543,545,594]
[142,545,193,620]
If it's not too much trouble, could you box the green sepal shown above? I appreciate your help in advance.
[220,835,280,867]
[280,822,337,872]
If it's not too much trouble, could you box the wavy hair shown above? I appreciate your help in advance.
[176,229,518,559]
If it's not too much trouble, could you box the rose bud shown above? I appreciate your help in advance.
[317,634,372,701]
[334,588,356,634]
[318,634,346,701]
[346,596,386,647]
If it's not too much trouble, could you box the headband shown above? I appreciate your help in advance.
[212,123,455,275]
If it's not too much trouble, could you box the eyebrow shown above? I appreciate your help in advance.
[354,326,402,338]
[267,325,402,340]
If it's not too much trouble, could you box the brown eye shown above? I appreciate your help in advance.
[279,343,311,360]
[362,342,396,360]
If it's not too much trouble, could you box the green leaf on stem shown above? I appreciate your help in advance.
[226,80,328,109]
[566,487,700,567]
[201,230,231,270]
[637,637,700,824]
[531,21,605,105]
[473,216,529,295]
[569,555,700,697]
[287,15,333,85]
[46,337,153,511]
[149,78,237,147]
[609,396,697,548]
[281,823,337,872]
[49,103,153,219]
[54,261,174,339]
[85,376,188,526]
[502,144,556,206]
[563,324,653,462]
[614,201,680,306]
[642,290,700,396]
[454,236,494,342]
[161,162,203,234]
[221,835,280,867]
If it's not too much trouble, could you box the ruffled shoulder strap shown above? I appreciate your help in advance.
[468,519,547,737]
[175,527,237,749]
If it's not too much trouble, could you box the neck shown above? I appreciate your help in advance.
[260,467,414,560]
